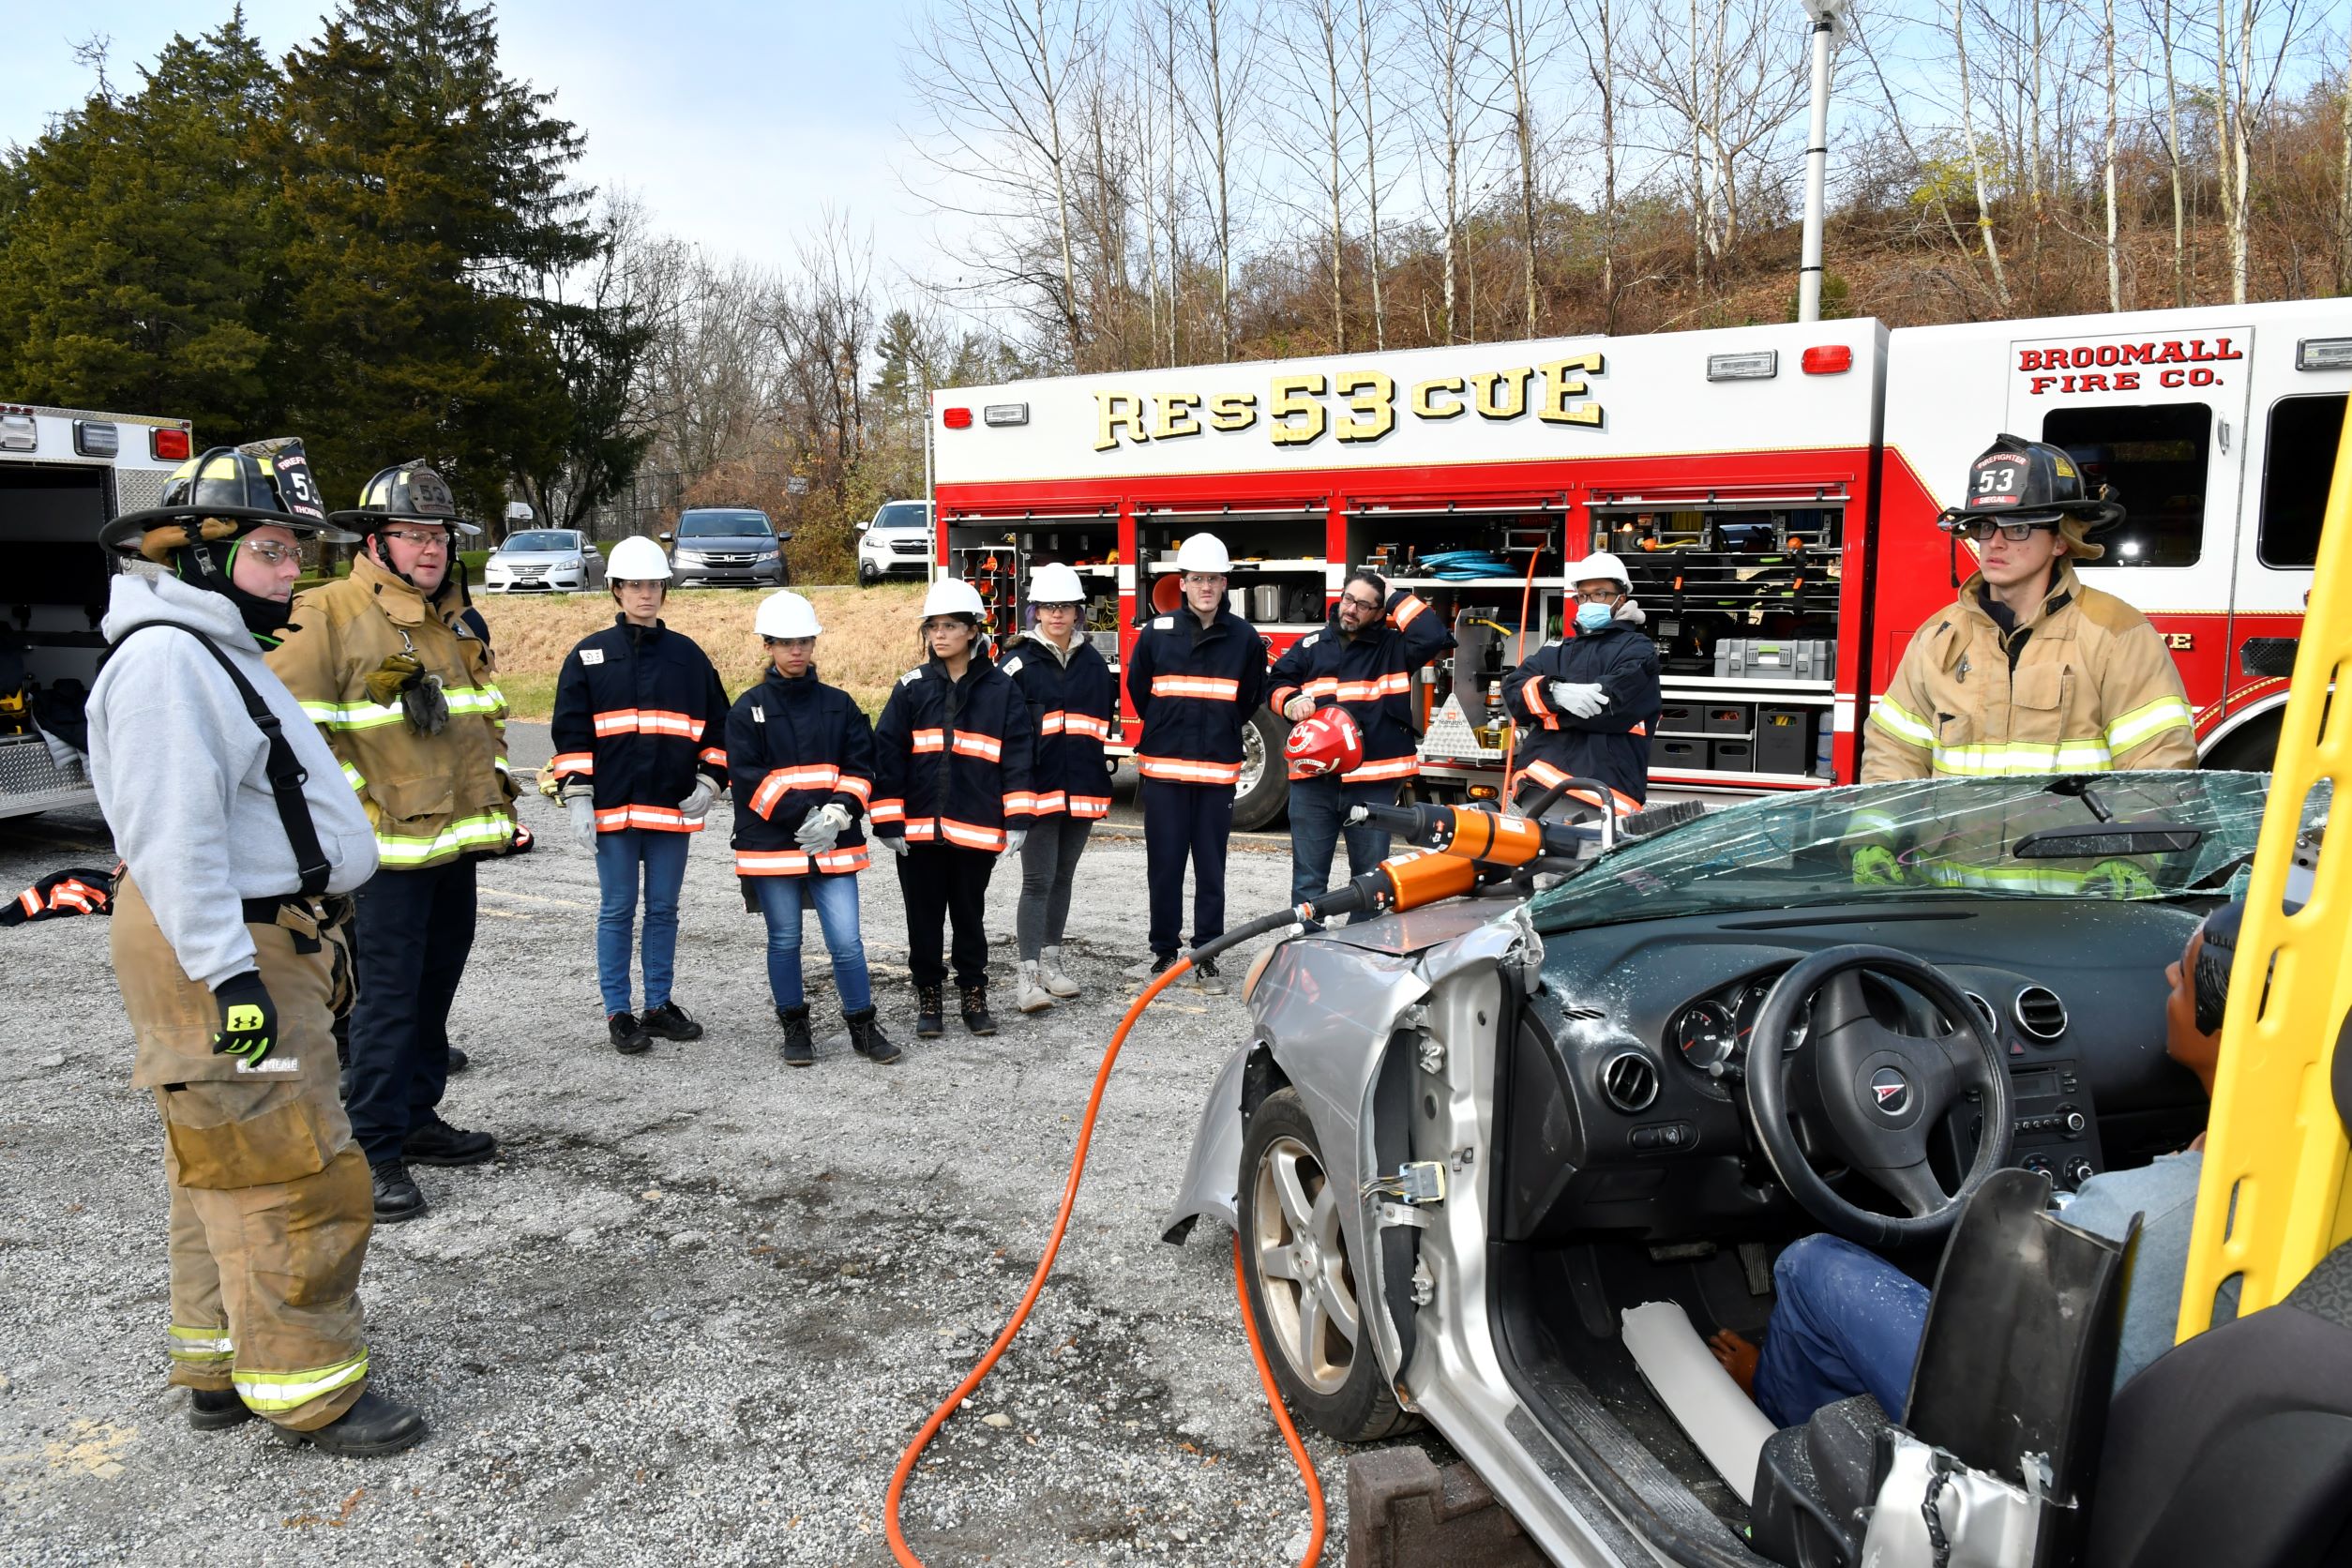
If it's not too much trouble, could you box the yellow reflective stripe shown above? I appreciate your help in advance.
[233,1352,367,1411]
[374,812,515,866]
[445,686,505,716]
[339,761,366,791]
[302,686,505,731]
[2104,695,2194,753]
[168,1324,234,1361]
[1869,697,1934,746]
[1929,740,2115,776]
[1913,858,2103,893]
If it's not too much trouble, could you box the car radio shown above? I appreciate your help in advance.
[2008,1060,2102,1190]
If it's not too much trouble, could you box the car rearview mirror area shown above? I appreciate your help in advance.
[2012,822,2205,859]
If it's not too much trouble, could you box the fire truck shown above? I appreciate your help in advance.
[929,299,2352,827]
[0,402,194,822]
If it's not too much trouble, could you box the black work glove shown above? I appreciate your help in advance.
[212,972,280,1067]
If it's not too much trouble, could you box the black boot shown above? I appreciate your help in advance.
[188,1388,253,1432]
[960,983,998,1037]
[402,1115,496,1167]
[609,1011,652,1055]
[777,1005,815,1067]
[445,1044,470,1073]
[273,1389,430,1457]
[915,985,945,1039]
[641,1001,704,1041]
[370,1160,427,1223]
[845,1006,900,1065]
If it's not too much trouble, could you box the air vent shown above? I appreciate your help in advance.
[1963,993,1998,1037]
[1560,1004,1606,1021]
[1601,1051,1661,1113]
[2013,986,2068,1041]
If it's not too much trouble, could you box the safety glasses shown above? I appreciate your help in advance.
[1945,518,2060,543]
[239,540,304,565]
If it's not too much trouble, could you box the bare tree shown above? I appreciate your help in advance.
[1571,0,1625,325]
[2142,0,2193,306]
[1952,0,2014,307]
[770,211,879,501]
[904,0,1098,363]
[1183,0,1256,359]
[1273,0,1356,349]
[1490,0,1552,335]
[1638,0,1809,288]
[1356,0,1390,347]
[2103,0,2122,309]
[2340,10,2352,293]
[1414,0,1484,339]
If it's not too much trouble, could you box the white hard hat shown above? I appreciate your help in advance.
[921,575,987,620]
[1174,534,1232,575]
[1573,550,1631,589]
[609,535,671,581]
[756,590,822,640]
[1027,563,1087,604]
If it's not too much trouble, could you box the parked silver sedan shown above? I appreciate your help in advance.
[1162,772,2278,1567]
[483,529,605,594]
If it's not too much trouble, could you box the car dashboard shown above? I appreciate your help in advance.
[1499,897,2209,1244]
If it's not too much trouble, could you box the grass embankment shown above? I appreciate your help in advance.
[475,583,928,720]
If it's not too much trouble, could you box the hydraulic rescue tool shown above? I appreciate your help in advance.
[885,777,1679,1567]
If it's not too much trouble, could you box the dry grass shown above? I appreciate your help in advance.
[476,583,929,720]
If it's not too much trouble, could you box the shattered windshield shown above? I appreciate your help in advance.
[1530,772,2314,933]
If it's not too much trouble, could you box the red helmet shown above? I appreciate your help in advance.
[1284,705,1364,780]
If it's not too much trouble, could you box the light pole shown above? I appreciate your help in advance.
[1797,0,1846,323]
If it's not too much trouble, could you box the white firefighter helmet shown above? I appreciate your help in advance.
[1173,534,1232,575]
[1573,550,1631,590]
[608,535,672,581]
[921,575,988,620]
[756,590,822,640]
[1026,563,1087,605]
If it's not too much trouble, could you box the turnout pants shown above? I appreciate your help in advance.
[897,842,995,990]
[346,857,478,1164]
[111,877,372,1431]
[1142,779,1231,957]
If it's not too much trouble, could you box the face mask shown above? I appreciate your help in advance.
[1575,601,1616,632]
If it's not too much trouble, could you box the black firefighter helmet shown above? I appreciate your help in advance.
[1937,432,2125,561]
[331,461,484,538]
[99,443,356,564]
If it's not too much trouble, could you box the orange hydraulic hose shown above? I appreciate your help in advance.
[885,956,1328,1568]
[1232,1229,1329,1563]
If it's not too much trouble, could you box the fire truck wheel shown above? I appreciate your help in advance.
[2202,709,2281,774]
[1233,709,1289,833]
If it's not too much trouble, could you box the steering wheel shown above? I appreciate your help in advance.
[1743,945,2014,1247]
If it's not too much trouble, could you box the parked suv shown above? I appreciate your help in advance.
[664,507,790,588]
[857,500,933,586]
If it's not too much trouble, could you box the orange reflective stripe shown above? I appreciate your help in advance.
[1149,675,1240,701]
[1003,791,1041,814]
[1269,686,1300,714]
[868,798,906,822]
[939,818,1007,851]
[1302,677,1340,697]
[750,772,792,818]
[592,708,639,736]
[1061,714,1109,740]
[1067,794,1112,818]
[548,750,596,778]
[699,746,727,768]
[1520,676,1553,720]
[1391,594,1429,629]
[594,804,705,833]
[951,731,1003,762]
[911,729,945,753]
[1138,756,1244,785]
[1345,753,1420,782]
[737,845,872,877]
[1038,711,1067,736]
[592,709,706,741]
[835,775,873,802]
[1029,790,1068,815]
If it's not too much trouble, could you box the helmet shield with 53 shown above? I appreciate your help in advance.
[1937,432,2125,561]
[331,461,485,538]
[100,442,358,564]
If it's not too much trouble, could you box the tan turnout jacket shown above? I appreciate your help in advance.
[1862,562,2196,782]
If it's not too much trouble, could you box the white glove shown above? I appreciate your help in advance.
[1283,696,1315,722]
[566,794,597,851]
[1613,597,1647,627]
[794,803,851,852]
[878,835,909,857]
[1549,681,1608,719]
[1002,829,1028,858]
[677,776,719,821]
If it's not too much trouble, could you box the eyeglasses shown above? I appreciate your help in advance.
[1947,518,2059,543]
[378,526,451,550]
[1574,586,1624,603]
[240,540,303,565]
[1339,594,1383,612]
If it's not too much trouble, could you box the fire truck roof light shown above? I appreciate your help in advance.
[942,406,973,430]
[1707,350,1778,382]
[982,403,1029,427]
[151,427,192,461]
[2296,338,2352,371]
[73,420,118,458]
[1801,344,1854,374]
[0,415,34,453]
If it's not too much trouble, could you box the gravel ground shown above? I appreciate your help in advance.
[0,765,1407,1566]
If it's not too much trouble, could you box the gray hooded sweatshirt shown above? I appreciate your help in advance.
[87,569,379,989]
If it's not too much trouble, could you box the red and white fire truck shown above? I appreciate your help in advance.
[929,299,2352,827]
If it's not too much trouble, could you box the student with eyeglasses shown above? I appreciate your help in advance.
[1859,434,2195,808]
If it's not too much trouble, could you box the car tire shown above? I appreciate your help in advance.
[1231,708,1289,832]
[858,561,882,588]
[1238,1088,1415,1443]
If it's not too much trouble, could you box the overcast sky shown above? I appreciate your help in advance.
[0,0,953,288]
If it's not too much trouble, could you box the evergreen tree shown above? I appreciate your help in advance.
[0,14,287,437]
[277,0,598,518]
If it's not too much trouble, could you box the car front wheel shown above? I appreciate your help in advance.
[1238,1088,1414,1442]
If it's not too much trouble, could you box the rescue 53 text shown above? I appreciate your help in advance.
[1092,354,1606,451]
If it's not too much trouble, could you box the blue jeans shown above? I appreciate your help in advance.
[751,873,871,1014]
[1287,776,1397,924]
[1751,1234,1931,1429]
[594,828,691,1016]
